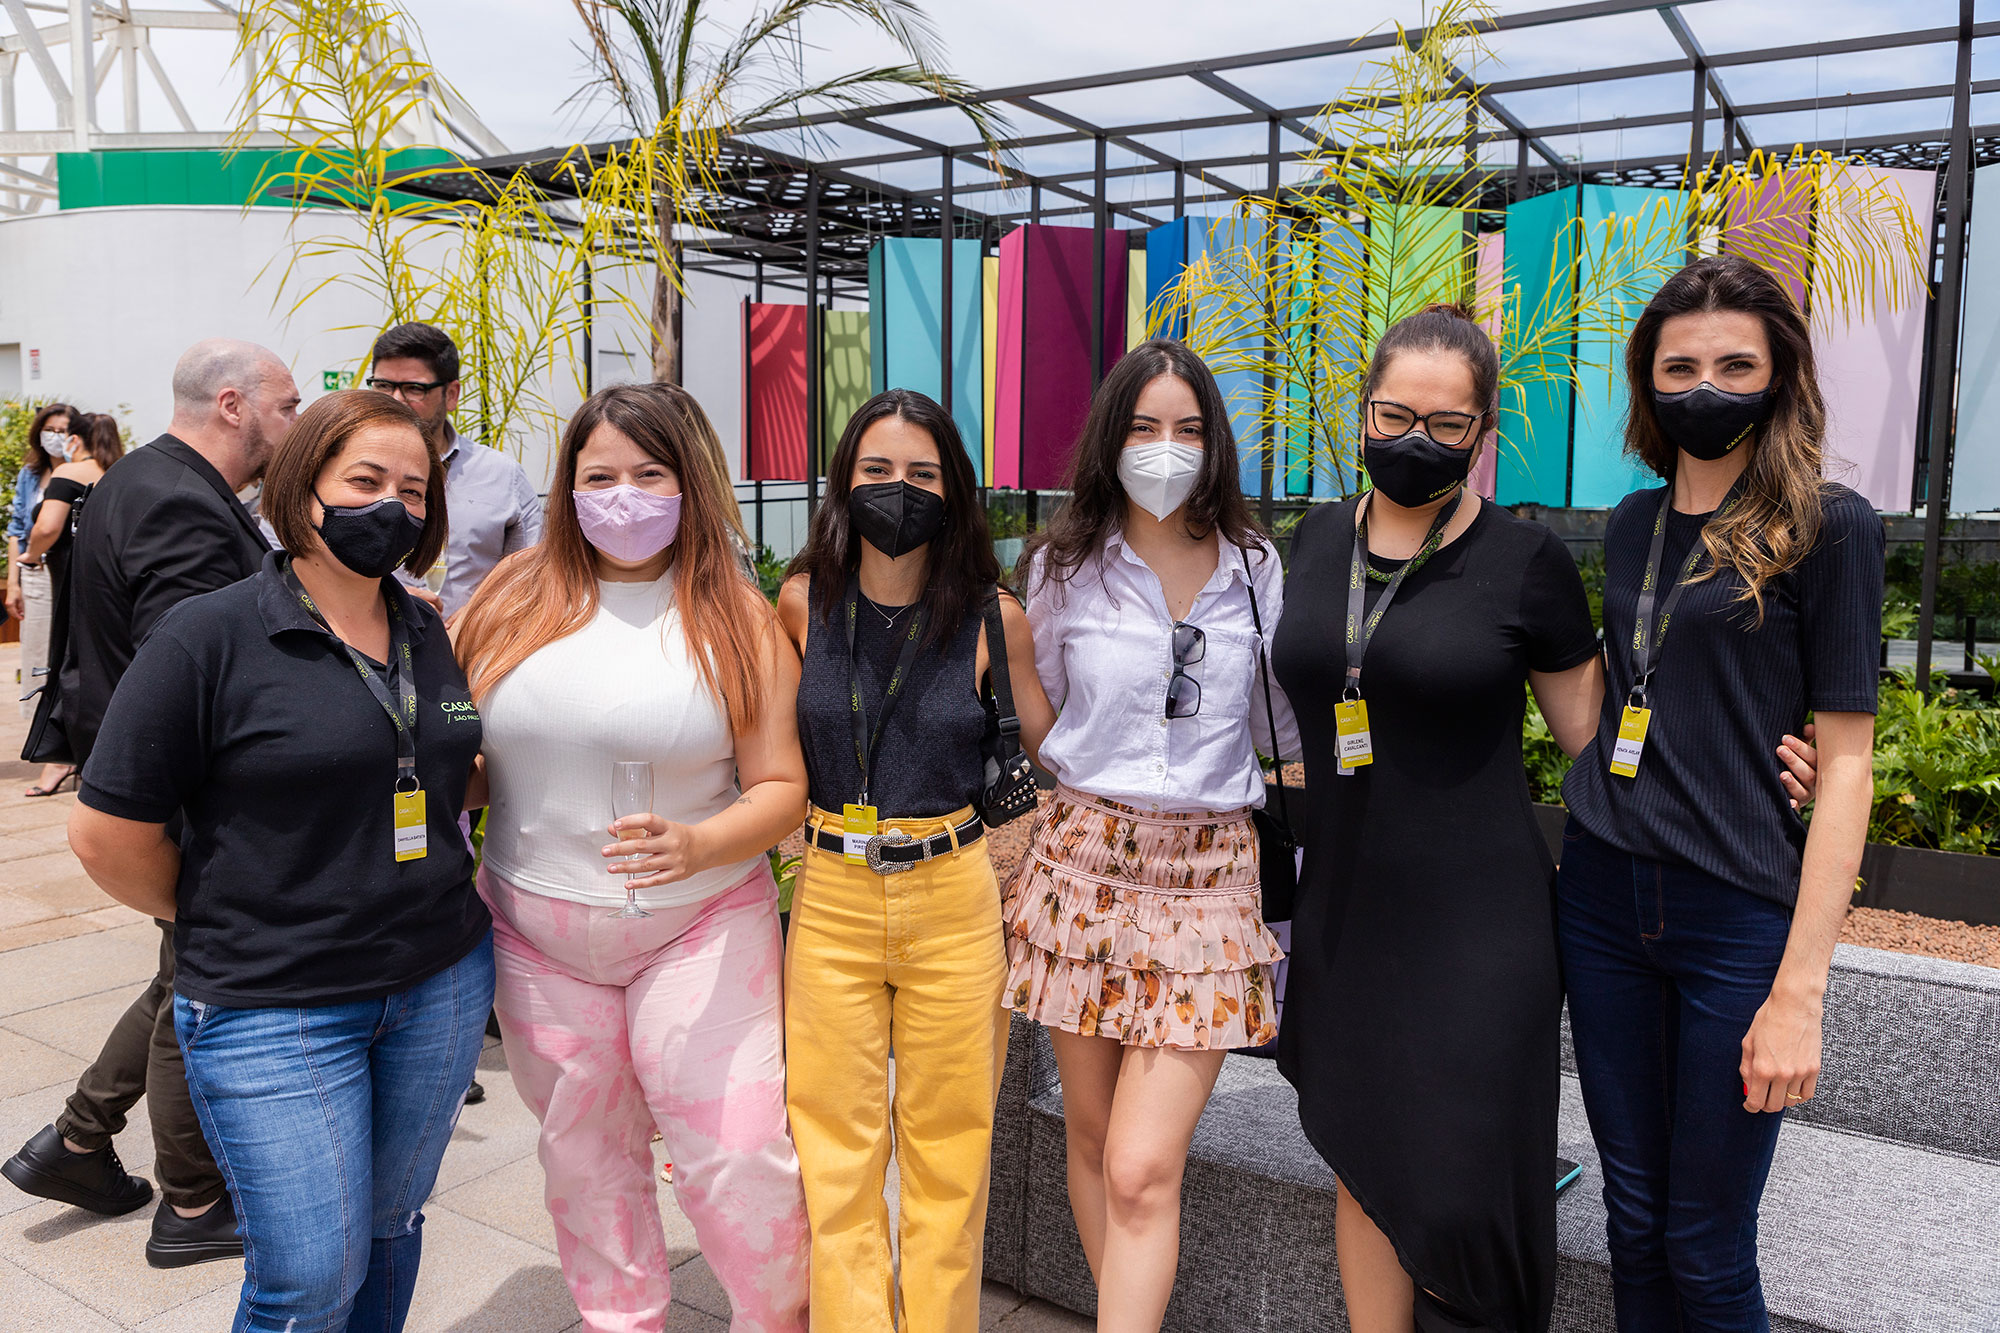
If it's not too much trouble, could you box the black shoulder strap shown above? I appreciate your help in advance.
[1239,544,1291,826]
[981,587,1021,739]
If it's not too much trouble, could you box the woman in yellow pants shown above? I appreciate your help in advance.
[777,388,1053,1330]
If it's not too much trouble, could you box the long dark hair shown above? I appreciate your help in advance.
[25,403,75,477]
[786,387,997,648]
[1623,253,1827,618]
[1021,339,1264,591]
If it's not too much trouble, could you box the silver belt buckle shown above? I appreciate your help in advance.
[865,829,918,875]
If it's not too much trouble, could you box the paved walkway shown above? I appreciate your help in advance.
[0,643,1085,1331]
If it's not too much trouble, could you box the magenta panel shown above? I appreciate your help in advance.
[745,302,808,482]
[994,224,1130,491]
[1469,231,1504,500]
[992,228,1027,488]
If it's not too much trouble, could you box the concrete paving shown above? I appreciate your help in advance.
[0,643,1086,1331]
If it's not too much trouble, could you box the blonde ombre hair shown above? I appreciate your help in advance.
[1624,254,1831,621]
[453,385,774,732]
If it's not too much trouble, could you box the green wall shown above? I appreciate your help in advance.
[56,148,457,210]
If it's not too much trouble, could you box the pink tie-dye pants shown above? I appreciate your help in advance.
[479,864,809,1333]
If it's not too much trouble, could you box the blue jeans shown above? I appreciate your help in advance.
[175,936,494,1333]
[1555,823,1792,1333]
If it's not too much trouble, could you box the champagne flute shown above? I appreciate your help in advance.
[610,760,655,919]
[424,555,448,597]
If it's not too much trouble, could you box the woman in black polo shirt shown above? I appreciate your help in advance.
[68,390,492,1333]
[1558,254,1882,1330]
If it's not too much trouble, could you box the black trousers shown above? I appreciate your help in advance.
[54,920,225,1208]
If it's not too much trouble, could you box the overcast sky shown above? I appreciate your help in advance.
[15,0,1994,204]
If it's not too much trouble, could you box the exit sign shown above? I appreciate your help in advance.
[321,369,356,390]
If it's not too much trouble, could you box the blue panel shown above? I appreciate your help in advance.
[873,238,984,477]
[1498,188,1578,507]
[1954,162,2000,513]
[1570,185,1677,508]
[1145,219,1190,340]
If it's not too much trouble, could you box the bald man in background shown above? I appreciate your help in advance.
[1,339,298,1268]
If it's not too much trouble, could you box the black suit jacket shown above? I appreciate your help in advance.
[60,435,270,764]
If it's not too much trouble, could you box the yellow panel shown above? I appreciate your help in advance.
[983,254,1000,478]
[1127,248,1146,350]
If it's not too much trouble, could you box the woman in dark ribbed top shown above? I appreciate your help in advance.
[776,388,1053,1331]
[1558,254,1882,1332]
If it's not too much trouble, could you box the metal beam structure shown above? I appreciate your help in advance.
[0,0,506,216]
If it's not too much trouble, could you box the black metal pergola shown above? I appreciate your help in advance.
[413,0,1994,685]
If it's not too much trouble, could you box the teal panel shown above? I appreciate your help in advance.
[872,238,984,477]
[1498,187,1578,507]
[1956,161,2000,513]
[1183,217,1270,497]
[868,249,887,396]
[1570,185,1677,508]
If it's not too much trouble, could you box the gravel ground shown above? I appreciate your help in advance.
[782,791,2000,970]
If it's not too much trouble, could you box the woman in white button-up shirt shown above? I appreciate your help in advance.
[1002,338,1301,1332]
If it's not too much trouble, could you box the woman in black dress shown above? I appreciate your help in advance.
[1273,304,1606,1332]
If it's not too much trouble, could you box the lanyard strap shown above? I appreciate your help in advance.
[1343,490,1462,700]
[844,576,927,807]
[283,562,419,792]
[1628,478,1747,707]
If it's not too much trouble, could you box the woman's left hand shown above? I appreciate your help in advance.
[603,814,704,890]
[1740,987,1822,1113]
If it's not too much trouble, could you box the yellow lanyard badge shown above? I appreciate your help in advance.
[1338,492,1460,775]
[842,803,879,865]
[393,788,428,862]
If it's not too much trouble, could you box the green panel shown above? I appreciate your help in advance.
[56,148,458,210]
[1498,187,1579,507]
[822,311,872,449]
[1366,204,1465,345]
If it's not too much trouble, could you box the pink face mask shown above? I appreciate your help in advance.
[573,483,682,562]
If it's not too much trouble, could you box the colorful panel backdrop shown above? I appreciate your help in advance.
[744,302,807,481]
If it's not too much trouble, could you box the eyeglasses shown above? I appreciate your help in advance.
[365,377,447,400]
[1165,621,1205,719]
[1366,398,1481,447]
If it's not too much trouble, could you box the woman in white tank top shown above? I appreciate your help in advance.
[454,383,809,1333]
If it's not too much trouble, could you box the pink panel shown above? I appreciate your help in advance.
[745,303,808,482]
[992,228,1027,489]
[1810,165,1934,512]
[1725,175,1810,312]
[1019,225,1130,491]
[1469,231,1505,500]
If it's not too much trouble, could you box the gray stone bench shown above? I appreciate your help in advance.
[983,944,2000,1332]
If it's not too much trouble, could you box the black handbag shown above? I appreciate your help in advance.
[977,589,1040,827]
[1241,549,1302,924]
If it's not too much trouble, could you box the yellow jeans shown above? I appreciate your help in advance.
[785,805,1010,1332]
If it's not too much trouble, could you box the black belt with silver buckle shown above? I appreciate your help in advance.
[810,812,986,875]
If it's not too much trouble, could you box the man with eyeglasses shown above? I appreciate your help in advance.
[367,322,543,621]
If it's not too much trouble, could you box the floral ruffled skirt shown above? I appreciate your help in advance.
[1000,785,1282,1050]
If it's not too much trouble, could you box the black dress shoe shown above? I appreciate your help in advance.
[0,1124,153,1215]
[146,1192,244,1269]
[463,1079,486,1105]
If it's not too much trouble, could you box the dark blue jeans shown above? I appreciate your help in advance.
[175,937,494,1333]
[1555,822,1792,1333]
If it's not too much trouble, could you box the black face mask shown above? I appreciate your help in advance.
[1652,382,1772,461]
[1363,430,1475,509]
[315,494,425,579]
[848,481,947,559]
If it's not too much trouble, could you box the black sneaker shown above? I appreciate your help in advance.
[0,1124,153,1215]
[146,1193,244,1269]
[464,1079,486,1105]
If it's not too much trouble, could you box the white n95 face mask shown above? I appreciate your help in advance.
[1117,440,1205,521]
[40,431,69,460]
